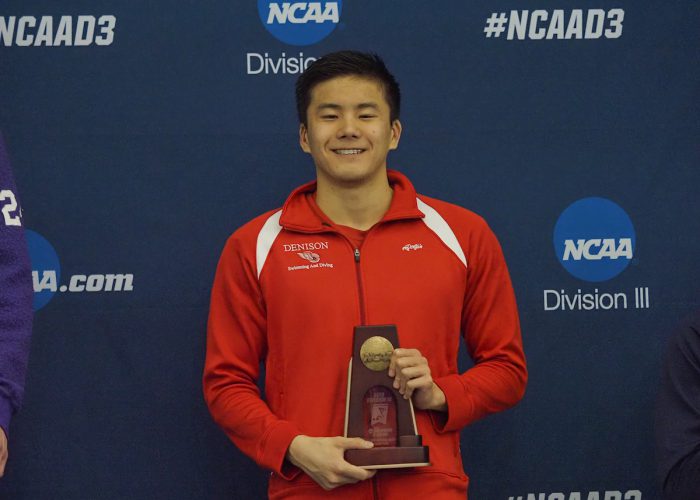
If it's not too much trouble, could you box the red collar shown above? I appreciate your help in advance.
[279,169,425,233]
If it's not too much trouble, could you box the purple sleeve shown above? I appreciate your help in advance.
[0,135,33,437]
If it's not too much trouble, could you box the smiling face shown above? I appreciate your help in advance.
[299,76,402,188]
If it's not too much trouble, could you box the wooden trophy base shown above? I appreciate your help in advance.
[345,435,430,469]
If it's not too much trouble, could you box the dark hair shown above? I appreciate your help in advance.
[295,50,401,126]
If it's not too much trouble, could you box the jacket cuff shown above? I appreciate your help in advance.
[260,421,302,480]
[0,397,12,439]
[432,374,471,432]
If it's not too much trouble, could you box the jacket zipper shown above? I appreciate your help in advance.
[355,244,375,498]
[334,235,374,495]
[313,227,368,325]
[353,247,367,325]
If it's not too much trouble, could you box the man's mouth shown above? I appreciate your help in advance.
[332,149,365,156]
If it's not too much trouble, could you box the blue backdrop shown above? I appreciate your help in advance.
[1,1,698,498]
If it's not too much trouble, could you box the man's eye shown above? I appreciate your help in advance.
[321,114,338,120]
[360,114,377,119]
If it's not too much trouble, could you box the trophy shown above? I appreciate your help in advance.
[343,325,430,469]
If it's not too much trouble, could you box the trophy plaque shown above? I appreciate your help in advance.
[343,325,430,469]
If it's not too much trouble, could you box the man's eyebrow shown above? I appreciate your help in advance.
[314,102,380,112]
[315,103,342,112]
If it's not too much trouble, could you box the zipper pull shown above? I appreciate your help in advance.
[354,248,360,262]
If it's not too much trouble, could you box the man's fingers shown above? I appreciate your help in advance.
[393,348,421,360]
[327,438,377,485]
[399,365,429,379]
[402,372,430,399]
[290,435,378,491]
[354,468,377,481]
[406,374,432,389]
[393,355,427,376]
[389,348,433,399]
[393,356,429,394]
[337,462,377,482]
[405,375,433,399]
[399,373,408,395]
[389,348,420,376]
[336,437,374,450]
[321,466,375,489]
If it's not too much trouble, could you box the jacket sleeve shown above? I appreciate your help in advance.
[203,233,301,478]
[433,219,527,432]
[0,143,33,438]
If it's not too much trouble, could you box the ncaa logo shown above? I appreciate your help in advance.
[26,228,135,311]
[553,197,635,282]
[258,1,342,46]
[26,229,61,311]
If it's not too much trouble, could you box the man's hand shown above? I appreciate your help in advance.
[0,427,7,477]
[286,435,376,490]
[388,348,447,411]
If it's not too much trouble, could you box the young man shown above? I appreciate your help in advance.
[204,51,527,499]
[0,135,33,478]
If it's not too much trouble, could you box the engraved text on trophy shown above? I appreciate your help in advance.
[363,385,397,447]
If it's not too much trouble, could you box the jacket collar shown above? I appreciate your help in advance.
[279,169,425,232]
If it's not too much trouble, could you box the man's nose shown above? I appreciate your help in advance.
[337,117,361,138]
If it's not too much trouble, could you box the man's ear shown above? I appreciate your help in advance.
[389,119,402,151]
[299,123,311,153]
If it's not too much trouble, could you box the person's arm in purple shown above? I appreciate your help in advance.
[0,136,33,477]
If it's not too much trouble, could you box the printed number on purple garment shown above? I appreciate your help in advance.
[0,189,21,226]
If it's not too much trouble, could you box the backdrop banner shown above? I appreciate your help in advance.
[1,1,698,498]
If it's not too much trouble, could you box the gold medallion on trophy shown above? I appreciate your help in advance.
[360,336,394,371]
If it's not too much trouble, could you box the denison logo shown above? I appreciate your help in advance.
[258,1,341,46]
[553,197,635,282]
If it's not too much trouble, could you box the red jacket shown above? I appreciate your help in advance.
[204,170,527,499]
